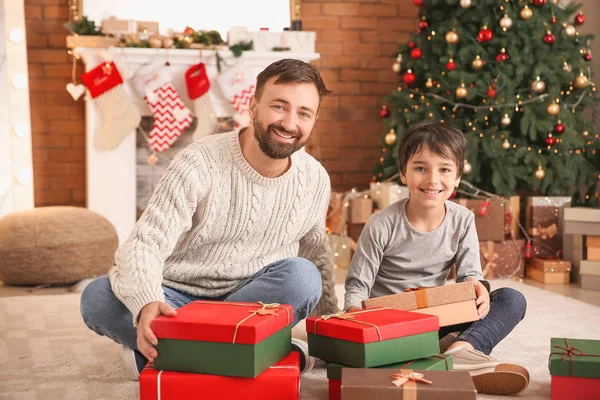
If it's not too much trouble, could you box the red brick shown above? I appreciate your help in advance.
[318,30,360,43]
[32,133,71,148]
[317,108,341,122]
[341,69,379,82]
[31,122,49,135]
[24,5,42,19]
[32,149,48,163]
[381,42,401,57]
[26,34,48,48]
[301,3,321,16]
[28,49,69,63]
[313,121,343,136]
[360,82,395,95]
[47,148,85,162]
[50,175,85,190]
[395,0,420,15]
[44,64,74,78]
[317,147,343,160]
[322,158,376,173]
[340,17,378,30]
[377,17,414,30]
[26,0,67,5]
[360,57,397,70]
[359,4,398,17]
[47,34,68,48]
[316,42,343,56]
[329,173,344,189]
[49,120,85,134]
[35,189,71,205]
[29,77,69,92]
[303,16,340,30]
[28,64,45,77]
[327,81,361,95]
[318,70,340,85]
[70,135,86,148]
[34,173,50,190]
[31,105,71,120]
[322,3,360,16]
[26,20,66,36]
[46,91,75,104]
[378,70,398,83]
[42,5,69,19]
[320,56,361,68]
[34,162,71,176]
[339,95,380,108]
[343,42,381,56]
[71,189,86,203]
[69,104,86,119]
[319,96,339,109]
[342,171,377,188]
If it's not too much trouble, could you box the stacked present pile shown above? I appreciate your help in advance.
[549,338,600,399]
[563,207,600,289]
[307,282,479,399]
[139,301,300,399]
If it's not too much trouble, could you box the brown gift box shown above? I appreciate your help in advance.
[349,197,374,224]
[341,368,477,400]
[479,240,525,279]
[588,247,600,262]
[526,258,572,273]
[327,192,345,235]
[526,197,571,258]
[588,236,600,248]
[361,282,477,327]
[526,267,569,284]
[453,198,506,241]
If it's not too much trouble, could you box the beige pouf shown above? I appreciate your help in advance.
[0,206,118,286]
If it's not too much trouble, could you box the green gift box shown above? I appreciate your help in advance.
[327,354,453,381]
[152,301,293,377]
[306,308,440,368]
[549,338,600,378]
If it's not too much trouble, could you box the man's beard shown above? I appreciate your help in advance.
[253,118,307,159]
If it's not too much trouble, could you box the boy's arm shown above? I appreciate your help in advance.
[344,215,390,310]
[455,212,485,283]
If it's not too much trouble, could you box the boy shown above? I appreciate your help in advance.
[344,120,528,396]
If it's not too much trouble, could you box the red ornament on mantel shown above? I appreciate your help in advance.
[478,200,491,217]
[380,106,390,118]
[411,48,423,59]
[546,136,556,146]
[446,59,457,71]
[543,31,555,45]
[555,123,565,134]
[413,0,424,6]
[574,12,585,25]
[533,0,547,6]
[403,70,416,86]
[524,241,534,258]
[487,87,497,98]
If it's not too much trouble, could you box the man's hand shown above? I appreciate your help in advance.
[347,306,362,313]
[137,301,177,362]
[469,277,490,319]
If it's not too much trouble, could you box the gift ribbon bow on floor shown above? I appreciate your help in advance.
[314,308,391,341]
[391,369,432,400]
[550,338,600,376]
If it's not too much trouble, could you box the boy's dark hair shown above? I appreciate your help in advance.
[397,120,467,177]
[255,59,332,103]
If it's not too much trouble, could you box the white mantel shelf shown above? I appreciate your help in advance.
[76,46,320,243]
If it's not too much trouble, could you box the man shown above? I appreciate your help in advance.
[80,59,339,380]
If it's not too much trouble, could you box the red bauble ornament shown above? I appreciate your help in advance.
[543,32,555,45]
[496,51,509,62]
[524,241,533,259]
[545,136,556,146]
[584,52,592,61]
[418,20,429,30]
[550,16,557,24]
[408,41,416,49]
[410,48,423,59]
[478,200,491,217]
[183,26,195,36]
[403,70,416,86]
[413,0,424,6]
[574,12,585,25]
[555,123,565,134]
[380,106,390,119]
[477,27,493,43]
[487,88,497,98]
[446,60,457,71]
[533,0,546,6]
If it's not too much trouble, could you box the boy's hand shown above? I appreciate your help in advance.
[469,277,490,319]
[137,301,177,362]
[347,306,362,313]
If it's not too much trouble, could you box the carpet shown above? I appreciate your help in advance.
[1,279,599,400]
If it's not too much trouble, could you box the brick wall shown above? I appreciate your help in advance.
[24,0,416,205]
[303,0,416,192]
[25,0,86,207]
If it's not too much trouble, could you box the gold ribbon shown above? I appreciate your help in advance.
[404,287,434,309]
[193,301,289,344]
[313,308,391,341]
[391,369,432,400]
[481,241,499,277]
[531,223,558,240]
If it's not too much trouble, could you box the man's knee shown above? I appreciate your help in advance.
[80,276,115,328]
[284,257,322,301]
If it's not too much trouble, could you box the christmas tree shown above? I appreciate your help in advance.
[374,0,599,206]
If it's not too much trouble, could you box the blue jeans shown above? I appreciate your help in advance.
[80,257,322,357]
[439,287,527,355]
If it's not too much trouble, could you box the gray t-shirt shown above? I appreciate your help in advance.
[344,198,483,310]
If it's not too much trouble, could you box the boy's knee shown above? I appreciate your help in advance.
[494,287,527,320]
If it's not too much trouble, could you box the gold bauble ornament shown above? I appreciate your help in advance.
[392,62,401,73]
[463,160,472,174]
[547,102,560,116]
[500,14,513,30]
[502,139,511,149]
[425,78,433,88]
[520,5,533,20]
[460,0,472,8]
[472,55,485,70]
[148,34,163,48]
[385,130,397,145]
[582,130,590,137]
[501,114,511,127]
[446,30,460,44]
[535,165,546,180]
[574,73,589,89]
[147,154,159,165]
[456,84,468,99]
[531,77,546,93]
[162,36,174,48]
[564,24,576,37]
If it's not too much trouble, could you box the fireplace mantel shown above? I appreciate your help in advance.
[76,47,320,243]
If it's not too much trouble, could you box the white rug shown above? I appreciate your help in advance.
[0,279,599,399]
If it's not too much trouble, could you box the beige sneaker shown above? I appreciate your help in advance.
[445,346,529,396]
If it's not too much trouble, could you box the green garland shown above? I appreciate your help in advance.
[64,16,103,36]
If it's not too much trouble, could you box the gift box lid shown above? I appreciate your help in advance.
[341,368,477,399]
[564,207,600,223]
[327,354,452,380]
[151,300,293,345]
[362,281,476,311]
[141,352,300,399]
[306,308,438,344]
[549,338,600,378]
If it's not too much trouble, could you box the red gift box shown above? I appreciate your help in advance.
[552,375,600,400]
[329,378,341,400]
[305,308,438,343]
[152,300,293,344]
[140,351,300,400]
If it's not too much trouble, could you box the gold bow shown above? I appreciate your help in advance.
[392,371,433,387]
[313,308,391,341]
[532,223,558,240]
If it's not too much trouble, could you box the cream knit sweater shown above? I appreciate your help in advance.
[109,130,339,321]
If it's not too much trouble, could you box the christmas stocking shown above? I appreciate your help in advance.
[217,65,257,127]
[80,62,141,150]
[143,68,193,152]
[185,63,217,140]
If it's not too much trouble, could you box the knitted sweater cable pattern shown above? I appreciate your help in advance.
[109,131,339,322]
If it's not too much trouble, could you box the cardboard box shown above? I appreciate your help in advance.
[587,247,600,261]
[527,258,572,273]
[526,196,571,258]
[587,236,600,247]
[580,261,600,276]
[349,197,373,224]
[564,207,600,222]
[581,274,600,290]
[454,198,507,241]
[526,267,570,284]
[480,240,526,279]
[563,233,583,283]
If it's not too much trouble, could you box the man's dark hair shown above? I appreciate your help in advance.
[397,120,467,177]
[255,59,332,102]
